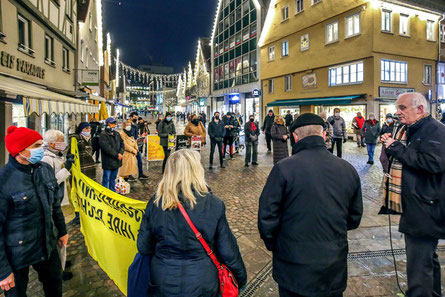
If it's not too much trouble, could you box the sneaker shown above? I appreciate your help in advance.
[138,174,149,180]
[62,271,73,281]
[244,163,249,167]
[252,162,259,166]
[127,175,137,182]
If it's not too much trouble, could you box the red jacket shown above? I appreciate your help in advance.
[353,116,365,129]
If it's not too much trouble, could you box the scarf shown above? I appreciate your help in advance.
[250,122,256,132]
[368,119,377,126]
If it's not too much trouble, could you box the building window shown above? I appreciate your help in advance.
[44,35,54,64]
[62,47,70,72]
[281,41,289,57]
[66,0,72,17]
[381,10,391,32]
[295,0,303,13]
[284,75,292,91]
[326,21,338,44]
[381,59,407,83]
[281,6,289,21]
[426,20,434,41]
[89,12,92,31]
[268,46,275,61]
[312,0,321,5]
[242,27,249,41]
[424,65,432,85]
[268,79,274,93]
[441,24,445,43]
[18,14,33,54]
[345,13,360,38]
[399,14,409,36]
[329,61,364,86]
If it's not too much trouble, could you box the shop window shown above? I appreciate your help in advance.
[268,46,275,61]
[224,80,229,88]
[250,51,257,72]
[249,72,257,82]
[62,47,70,72]
[381,10,391,32]
[284,75,292,91]
[399,14,409,36]
[214,83,219,91]
[281,6,289,21]
[329,61,364,86]
[345,13,360,38]
[268,79,274,93]
[242,27,249,41]
[326,21,338,44]
[441,24,445,43]
[281,40,289,57]
[424,65,432,85]
[295,0,303,13]
[242,74,249,84]
[380,59,407,83]
[236,32,242,45]
[44,35,54,65]
[426,20,435,41]
[18,14,33,54]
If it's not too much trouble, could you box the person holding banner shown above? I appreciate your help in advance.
[119,121,139,182]
[0,126,68,296]
[184,114,206,146]
[137,149,247,296]
[69,122,96,180]
[157,112,176,173]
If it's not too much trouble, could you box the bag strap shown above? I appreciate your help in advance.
[177,202,222,269]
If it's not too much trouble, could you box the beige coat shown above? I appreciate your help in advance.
[118,131,138,177]
[184,122,206,144]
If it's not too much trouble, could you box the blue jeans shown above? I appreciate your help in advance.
[366,143,376,162]
[102,168,119,192]
[136,152,143,175]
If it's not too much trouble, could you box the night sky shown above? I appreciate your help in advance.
[103,0,218,73]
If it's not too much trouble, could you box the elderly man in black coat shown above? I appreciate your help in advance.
[381,92,445,297]
[258,113,363,297]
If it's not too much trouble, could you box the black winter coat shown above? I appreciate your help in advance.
[386,116,445,239]
[244,121,260,144]
[158,120,176,147]
[262,115,275,133]
[208,120,226,142]
[380,122,395,136]
[99,129,125,170]
[137,193,247,297]
[284,114,293,126]
[271,123,289,164]
[222,117,237,137]
[69,134,96,179]
[258,136,363,296]
[0,156,67,281]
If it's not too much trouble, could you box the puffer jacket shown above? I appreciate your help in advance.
[158,120,176,147]
[328,116,347,139]
[137,193,247,297]
[0,156,67,281]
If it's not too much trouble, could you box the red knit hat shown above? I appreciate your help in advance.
[5,126,43,157]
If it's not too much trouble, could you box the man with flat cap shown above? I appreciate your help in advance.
[258,113,363,297]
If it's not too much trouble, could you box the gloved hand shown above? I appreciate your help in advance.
[65,158,74,171]
[66,153,74,160]
[343,138,347,143]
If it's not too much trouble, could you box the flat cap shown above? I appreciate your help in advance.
[291,113,325,131]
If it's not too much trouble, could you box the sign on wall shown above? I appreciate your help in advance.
[379,87,415,98]
[302,73,317,89]
[81,70,99,86]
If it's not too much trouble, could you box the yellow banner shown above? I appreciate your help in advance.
[147,135,165,161]
[70,138,147,295]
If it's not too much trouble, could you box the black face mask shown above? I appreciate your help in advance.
[215,116,220,120]
[250,118,254,122]
[132,119,137,123]
[192,120,199,125]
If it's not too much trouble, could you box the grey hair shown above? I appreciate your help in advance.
[398,92,429,111]
[295,125,324,139]
[43,129,64,143]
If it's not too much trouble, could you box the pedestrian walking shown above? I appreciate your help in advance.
[261,110,275,152]
[271,115,289,164]
[352,112,366,147]
[328,108,347,158]
[258,113,363,297]
[0,126,69,297]
[381,92,445,297]
[129,112,149,180]
[119,121,139,182]
[157,112,176,173]
[90,117,102,163]
[284,110,293,129]
[184,114,206,146]
[244,115,260,167]
[362,113,381,165]
[222,112,236,159]
[208,112,226,169]
[137,149,247,296]
[99,117,124,191]
[69,122,96,179]
[379,113,395,173]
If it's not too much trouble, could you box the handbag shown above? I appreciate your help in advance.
[177,203,239,297]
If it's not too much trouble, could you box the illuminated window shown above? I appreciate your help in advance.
[381,10,391,32]
[295,0,303,13]
[399,14,409,36]
[380,59,407,83]
[326,21,338,43]
[284,75,292,91]
[281,41,289,57]
[346,13,360,38]
[329,61,364,86]
[424,65,432,85]
[426,20,435,41]
[281,6,289,21]
[268,46,275,61]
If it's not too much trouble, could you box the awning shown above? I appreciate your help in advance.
[89,94,107,102]
[267,95,363,107]
[0,74,98,116]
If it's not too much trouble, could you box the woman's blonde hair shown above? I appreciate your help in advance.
[154,149,209,210]
[275,115,284,125]
[121,120,131,129]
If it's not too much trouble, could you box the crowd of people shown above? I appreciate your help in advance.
[0,92,444,297]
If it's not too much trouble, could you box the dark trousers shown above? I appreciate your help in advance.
[223,136,234,158]
[162,146,171,173]
[329,138,343,158]
[92,137,100,162]
[5,247,62,297]
[265,133,272,150]
[210,140,223,165]
[405,234,442,297]
[245,142,258,164]
[279,286,342,297]
[136,152,143,175]
[102,168,119,192]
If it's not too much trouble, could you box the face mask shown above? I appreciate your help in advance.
[192,120,199,125]
[125,126,132,131]
[132,119,137,123]
[54,142,67,151]
[387,118,393,123]
[106,126,115,132]
[369,117,375,120]
[166,117,172,121]
[335,113,340,117]
[81,131,91,138]
[215,116,220,120]
[20,147,44,164]
[358,116,362,119]
[250,118,254,122]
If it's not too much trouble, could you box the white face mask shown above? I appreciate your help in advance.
[369,117,375,120]
[387,118,393,123]
[335,113,340,117]
[54,142,67,151]
[125,126,132,131]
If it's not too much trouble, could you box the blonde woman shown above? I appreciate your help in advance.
[137,149,247,296]
[118,121,138,181]
[271,115,290,164]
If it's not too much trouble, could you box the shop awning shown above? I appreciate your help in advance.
[267,95,363,107]
[89,94,107,102]
[0,74,98,116]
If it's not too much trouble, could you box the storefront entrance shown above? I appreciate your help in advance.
[315,105,366,134]
[246,97,260,122]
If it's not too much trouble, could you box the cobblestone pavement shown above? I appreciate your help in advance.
[3,118,444,297]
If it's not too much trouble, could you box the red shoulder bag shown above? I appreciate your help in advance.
[177,203,239,297]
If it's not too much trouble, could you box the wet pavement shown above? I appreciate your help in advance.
[2,118,444,297]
